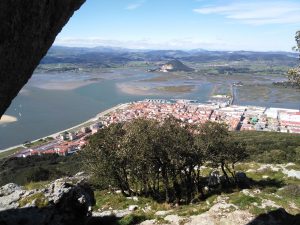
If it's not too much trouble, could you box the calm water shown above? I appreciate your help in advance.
[0,76,213,149]
[1,70,299,149]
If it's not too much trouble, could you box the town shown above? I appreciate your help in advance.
[15,99,300,158]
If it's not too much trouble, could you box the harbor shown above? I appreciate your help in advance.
[2,98,299,159]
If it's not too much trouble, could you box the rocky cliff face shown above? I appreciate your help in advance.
[0,173,95,225]
[159,59,194,72]
[0,0,85,117]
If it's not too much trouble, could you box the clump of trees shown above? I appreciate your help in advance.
[83,118,248,203]
[288,30,300,87]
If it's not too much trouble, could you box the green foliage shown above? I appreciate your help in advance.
[288,30,300,87]
[0,154,82,186]
[0,147,25,160]
[232,131,300,163]
[294,30,300,52]
[287,68,300,86]
[83,119,248,203]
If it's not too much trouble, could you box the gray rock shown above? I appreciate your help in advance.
[128,205,139,211]
[0,184,25,211]
[139,219,157,225]
[114,209,131,218]
[0,176,95,225]
[0,183,23,196]
[155,210,173,216]
[0,0,85,116]
[93,209,131,218]
[165,215,186,225]
[126,196,139,201]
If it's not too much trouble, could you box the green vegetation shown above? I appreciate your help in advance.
[156,85,195,93]
[232,131,300,163]
[288,30,300,87]
[230,193,262,209]
[19,192,49,208]
[0,154,82,186]
[24,137,54,148]
[83,118,248,203]
[118,214,152,225]
[24,180,50,190]
[0,147,25,159]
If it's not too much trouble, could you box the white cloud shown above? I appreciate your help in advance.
[125,0,145,10]
[54,37,229,50]
[194,1,300,25]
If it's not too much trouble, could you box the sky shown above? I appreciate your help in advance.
[54,0,300,51]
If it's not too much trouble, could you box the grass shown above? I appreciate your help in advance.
[18,192,49,208]
[24,181,50,190]
[229,193,262,209]
[24,139,49,148]
[118,213,153,225]
[176,204,210,217]
[233,131,300,164]
[10,158,298,225]
[0,147,25,159]
[94,190,172,212]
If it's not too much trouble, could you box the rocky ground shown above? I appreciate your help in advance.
[0,163,299,225]
[0,172,94,225]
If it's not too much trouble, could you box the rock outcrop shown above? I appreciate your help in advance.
[0,0,86,117]
[0,173,95,225]
[160,59,194,72]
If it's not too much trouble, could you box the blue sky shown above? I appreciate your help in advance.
[54,0,300,51]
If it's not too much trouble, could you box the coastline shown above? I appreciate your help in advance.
[2,98,300,153]
[0,103,129,152]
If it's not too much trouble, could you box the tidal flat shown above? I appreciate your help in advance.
[1,59,300,149]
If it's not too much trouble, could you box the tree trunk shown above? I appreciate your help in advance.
[221,162,230,184]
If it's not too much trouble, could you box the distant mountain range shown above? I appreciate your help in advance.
[40,45,299,67]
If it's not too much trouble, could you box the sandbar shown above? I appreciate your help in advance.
[32,80,97,90]
[117,83,158,96]
[0,115,18,125]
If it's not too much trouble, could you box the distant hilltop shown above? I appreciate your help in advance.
[160,59,194,72]
[147,59,194,73]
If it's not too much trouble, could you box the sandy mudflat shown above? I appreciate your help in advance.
[116,83,158,96]
[156,85,195,93]
[32,80,97,90]
[0,115,18,125]
[19,88,31,96]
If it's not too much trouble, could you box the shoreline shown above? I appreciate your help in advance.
[0,103,129,152]
[1,99,300,153]
[0,115,18,125]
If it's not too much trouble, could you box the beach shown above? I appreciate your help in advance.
[0,115,18,125]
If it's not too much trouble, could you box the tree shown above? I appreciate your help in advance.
[82,123,131,193]
[293,30,300,53]
[287,68,300,87]
[288,30,300,87]
[82,119,248,203]
[197,121,248,184]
